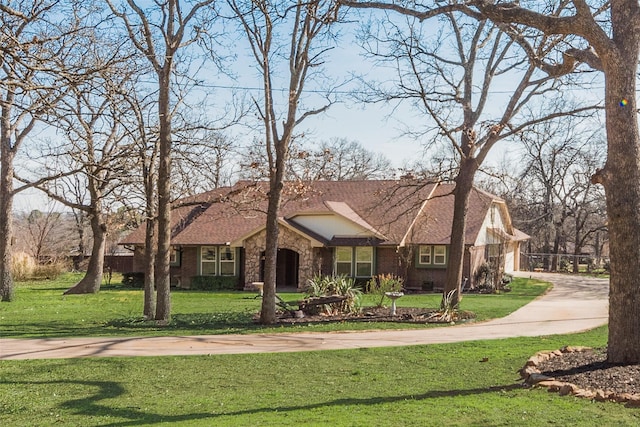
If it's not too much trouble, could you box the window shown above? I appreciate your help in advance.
[355,247,373,277]
[219,247,235,276]
[201,246,217,275]
[335,247,352,276]
[334,247,374,277]
[486,244,501,266]
[170,247,180,266]
[419,246,432,265]
[434,246,446,265]
[418,245,447,267]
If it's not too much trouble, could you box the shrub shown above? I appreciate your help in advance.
[122,272,145,288]
[189,275,238,291]
[332,276,362,314]
[305,275,334,297]
[366,274,404,307]
[11,252,35,281]
[32,261,67,280]
[474,262,492,288]
[303,275,362,315]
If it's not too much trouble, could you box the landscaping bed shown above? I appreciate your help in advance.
[535,347,640,397]
[269,306,476,325]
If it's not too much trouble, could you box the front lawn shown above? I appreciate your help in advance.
[0,273,551,338]
[2,326,639,426]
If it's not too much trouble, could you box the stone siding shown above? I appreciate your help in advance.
[244,227,316,290]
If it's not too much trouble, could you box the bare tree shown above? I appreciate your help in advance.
[22,45,138,294]
[290,137,393,180]
[240,136,393,181]
[343,0,640,363]
[229,0,344,324]
[13,207,71,262]
[173,130,238,195]
[0,1,90,301]
[483,112,607,273]
[107,0,218,322]
[351,8,595,306]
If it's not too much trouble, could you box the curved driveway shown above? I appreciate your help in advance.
[0,272,609,360]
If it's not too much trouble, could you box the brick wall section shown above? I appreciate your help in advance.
[375,247,403,277]
[178,247,199,288]
[316,247,333,276]
[406,267,447,291]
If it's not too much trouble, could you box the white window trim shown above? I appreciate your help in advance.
[219,247,236,276]
[433,245,447,265]
[335,247,353,276]
[200,246,217,275]
[355,247,373,277]
[419,246,432,265]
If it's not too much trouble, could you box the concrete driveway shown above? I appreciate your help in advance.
[0,272,609,360]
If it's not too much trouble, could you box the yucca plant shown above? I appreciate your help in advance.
[429,289,459,323]
[332,276,362,315]
[305,275,334,297]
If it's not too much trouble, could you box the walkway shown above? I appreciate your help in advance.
[0,272,609,360]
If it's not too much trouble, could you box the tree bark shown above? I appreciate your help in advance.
[154,71,172,323]
[599,51,640,363]
[260,180,283,324]
[443,159,477,306]
[143,218,156,319]
[64,211,107,294]
[0,132,15,302]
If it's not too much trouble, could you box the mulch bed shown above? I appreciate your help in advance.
[536,347,640,395]
[271,306,476,325]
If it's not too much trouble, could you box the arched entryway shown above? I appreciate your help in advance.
[260,248,299,290]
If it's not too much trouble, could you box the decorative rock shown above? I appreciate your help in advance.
[574,389,597,399]
[594,390,609,402]
[528,373,554,384]
[522,346,640,406]
[559,383,578,396]
[534,352,550,362]
[520,366,539,379]
[612,393,634,403]
[536,380,565,391]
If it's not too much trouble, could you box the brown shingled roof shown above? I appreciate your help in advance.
[119,180,505,247]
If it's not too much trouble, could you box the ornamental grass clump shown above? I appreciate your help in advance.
[11,251,36,281]
[367,274,404,307]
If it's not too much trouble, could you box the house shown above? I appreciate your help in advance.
[119,180,528,291]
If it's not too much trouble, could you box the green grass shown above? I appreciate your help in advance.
[1,273,634,426]
[2,326,639,426]
[0,273,550,338]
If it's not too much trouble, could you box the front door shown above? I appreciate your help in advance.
[260,248,299,289]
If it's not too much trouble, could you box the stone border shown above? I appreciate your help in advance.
[520,346,640,407]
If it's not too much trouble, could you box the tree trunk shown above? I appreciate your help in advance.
[143,218,156,319]
[551,232,560,272]
[64,211,107,294]
[600,48,640,363]
[73,212,86,271]
[443,161,477,306]
[0,136,15,302]
[260,174,284,324]
[154,71,172,323]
